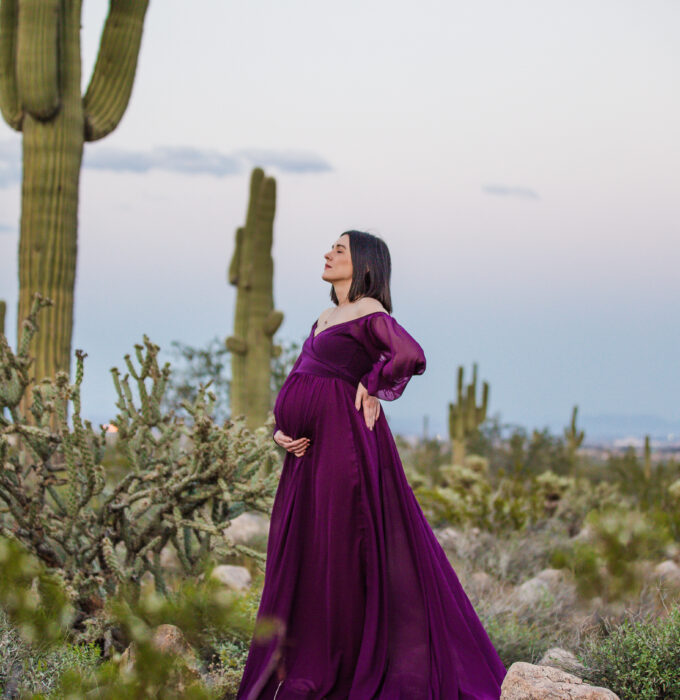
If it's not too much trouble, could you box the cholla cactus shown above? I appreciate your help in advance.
[226,167,284,430]
[448,363,489,465]
[0,294,280,617]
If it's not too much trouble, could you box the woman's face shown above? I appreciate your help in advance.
[322,234,353,283]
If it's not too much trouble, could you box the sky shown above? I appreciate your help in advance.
[0,0,678,441]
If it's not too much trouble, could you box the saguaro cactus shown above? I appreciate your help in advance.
[564,404,585,468]
[0,0,150,392]
[0,299,5,336]
[226,167,284,429]
[448,363,489,465]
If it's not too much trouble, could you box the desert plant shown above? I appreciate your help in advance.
[577,604,680,699]
[0,0,150,395]
[0,294,280,622]
[226,167,284,430]
[564,405,585,469]
[0,535,270,699]
[551,506,673,602]
[161,336,231,424]
[448,363,489,466]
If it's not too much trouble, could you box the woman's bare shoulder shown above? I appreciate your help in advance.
[356,297,388,316]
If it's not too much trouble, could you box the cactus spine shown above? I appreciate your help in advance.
[448,363,489,465]
[226,167,283,429]
[0,0,149,393]
[564,404,585,467]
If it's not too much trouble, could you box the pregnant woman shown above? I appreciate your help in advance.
[237,230,507,699]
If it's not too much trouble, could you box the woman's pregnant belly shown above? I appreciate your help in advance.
[273,372,348,440]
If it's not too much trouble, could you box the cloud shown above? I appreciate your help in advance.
[235,148,333,173]
[0,222,16,234]
[482,184,540,200]
[0,140,332,187]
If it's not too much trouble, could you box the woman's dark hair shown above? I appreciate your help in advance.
[330,230,392,313]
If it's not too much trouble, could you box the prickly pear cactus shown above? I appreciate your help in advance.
[226,167,284,429]
[0,0,150,395]
[448,363,489,465]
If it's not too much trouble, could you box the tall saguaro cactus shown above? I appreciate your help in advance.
[564,404,585,468]
[226,167,284,430]
[0,0,150,392]
[448,363,489,465]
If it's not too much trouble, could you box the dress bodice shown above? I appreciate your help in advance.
[287,311,426,399]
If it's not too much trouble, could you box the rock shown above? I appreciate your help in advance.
[210,564,252,591]
[160,544,181,572]
[119,624,201,691]
[500,661,620,699]
[535,568,565,587]
[513,577,551,608]
[469,571,494,592]
[538,647,586,675]
[434,526,463,553]
[512,568,577,609]
[653,560,680,588]
[573,524,594,542]
[224,512,270,546]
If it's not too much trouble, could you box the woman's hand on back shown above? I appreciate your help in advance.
[355,382,381,431]
[274,430,310,457]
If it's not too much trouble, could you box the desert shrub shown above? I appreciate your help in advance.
[0,294,279,624]
[550,506,673,602]
[577,604,680,699]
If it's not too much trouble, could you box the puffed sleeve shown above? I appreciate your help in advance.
[359,313,426,401]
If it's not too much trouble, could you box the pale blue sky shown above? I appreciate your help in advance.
[0,0,678,439]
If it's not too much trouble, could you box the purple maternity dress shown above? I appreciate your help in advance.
[236,311,507,700]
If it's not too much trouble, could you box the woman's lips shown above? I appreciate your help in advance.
[324,264,331,269]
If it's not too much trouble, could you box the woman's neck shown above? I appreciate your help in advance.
[333,280,352,305]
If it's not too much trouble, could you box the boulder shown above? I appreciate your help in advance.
[653,559,680,589]
[210,564,252,591]
[119,624,201,692]
[224,512,270,545]
[538,647,586,675]
[469,571,494,592]
[434,526,463,553]
[512,568,577,608]
[500,661,619,699]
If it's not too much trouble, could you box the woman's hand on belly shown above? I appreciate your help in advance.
[274,430,311,457]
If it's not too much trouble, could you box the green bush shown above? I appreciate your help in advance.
[550,506,672,602]
[577,604,680,699]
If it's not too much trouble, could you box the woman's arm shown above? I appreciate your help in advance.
[359,313,426,401]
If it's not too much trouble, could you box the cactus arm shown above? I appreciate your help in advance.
[228,227,244,285]
[16,0,60,120]
[263,310,283,336]
[0,300,5,336]
[0,0,23,130]
[82,0,149,142]
[225,336,247,355]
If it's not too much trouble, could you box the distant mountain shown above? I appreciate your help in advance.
[578,413,679,442]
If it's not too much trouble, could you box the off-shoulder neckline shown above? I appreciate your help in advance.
[311,310,391,339]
